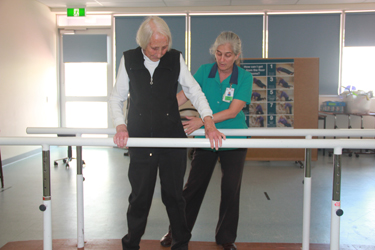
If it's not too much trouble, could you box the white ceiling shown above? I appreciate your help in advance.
[36,0,375,9]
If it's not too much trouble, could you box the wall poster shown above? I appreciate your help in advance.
[241,59,295,128]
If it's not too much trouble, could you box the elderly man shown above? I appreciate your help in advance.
[108,16,224,250]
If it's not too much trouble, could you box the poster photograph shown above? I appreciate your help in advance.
[241,59,295,128]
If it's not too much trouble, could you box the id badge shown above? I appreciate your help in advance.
[223,87,234,103]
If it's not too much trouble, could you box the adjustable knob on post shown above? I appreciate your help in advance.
[336,209,344,216]
[39,204,47,212]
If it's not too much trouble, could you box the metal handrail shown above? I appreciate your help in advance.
[1,137,374,153]
[26,127,375,137]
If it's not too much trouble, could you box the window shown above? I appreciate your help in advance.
[64,62,107,97]
[268,13,341,95]
[341,46,375,93]
[65,102,108,128]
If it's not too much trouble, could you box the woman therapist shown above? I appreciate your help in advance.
[160,31,253,250]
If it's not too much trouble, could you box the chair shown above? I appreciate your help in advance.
[53,135,85,167]
[180,108,199,160]
[54,145,74,167]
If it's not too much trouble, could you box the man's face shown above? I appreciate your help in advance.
[144,32,169,62]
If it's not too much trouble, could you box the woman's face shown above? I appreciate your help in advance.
[143,32,169,62]
[215,43,240,73]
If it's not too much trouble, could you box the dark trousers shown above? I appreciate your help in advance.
[122,148,191,250]
[183,148,247,244]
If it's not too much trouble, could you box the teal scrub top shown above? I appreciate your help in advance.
[194,62,253,149]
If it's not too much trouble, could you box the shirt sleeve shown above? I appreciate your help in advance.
[108,55,129,127]
[234,70,253,105]
[178,54,213,119]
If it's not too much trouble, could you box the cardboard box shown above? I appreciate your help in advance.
[320,101,346,113]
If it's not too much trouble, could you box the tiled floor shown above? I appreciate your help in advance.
[0,147,375,249]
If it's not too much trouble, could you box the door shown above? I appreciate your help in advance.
[59,28,113,133]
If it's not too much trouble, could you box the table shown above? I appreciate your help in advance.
[319,111,375,157]
[318,115,327,156]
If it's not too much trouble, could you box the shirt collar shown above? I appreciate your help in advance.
[208,63,239,85]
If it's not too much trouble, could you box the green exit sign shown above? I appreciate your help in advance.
[67,8,85,17]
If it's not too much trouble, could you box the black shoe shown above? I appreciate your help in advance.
[222,243,237,250]
[160,231,172,247]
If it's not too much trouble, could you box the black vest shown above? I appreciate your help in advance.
[124,47,186,138]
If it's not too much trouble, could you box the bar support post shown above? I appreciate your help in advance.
[330,149,343,250]
[302,135,312,250]
[41,147,52,250]
[77,146,85,250]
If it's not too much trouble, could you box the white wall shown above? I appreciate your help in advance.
[0,0,58,162]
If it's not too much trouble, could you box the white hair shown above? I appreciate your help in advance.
[136,16,172,51]
[209,31,242,64]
